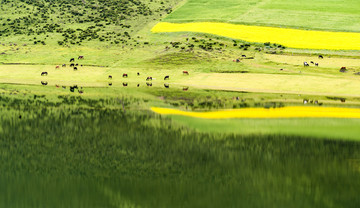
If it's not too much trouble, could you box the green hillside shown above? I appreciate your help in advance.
[165,0,360,32]
[0,0,181,46]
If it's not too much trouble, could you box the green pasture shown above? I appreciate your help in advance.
[165,0,360,32]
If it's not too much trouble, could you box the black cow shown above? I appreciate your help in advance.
[303,62,309,67]
[137,72,140,76]
[315,63,319,66]
[318,55,324,59]
[146,82,152,87]
[123,82,128,87]
[108,75,112,79]
[310,61,314,64]
[74,67,78,71]
[164,83,169,88]
[108,82,112,86]
[241,55,246,57]
[41,81,48,85]
[164,75,169,80]
[70,58,75,62]
[41,72,48,76]
[137,84,140,87]
[70,63,75,67]
[123,73,128,78]
[146,76,152,81]
[75,63,78,66]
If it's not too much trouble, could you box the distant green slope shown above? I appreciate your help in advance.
[165,0,360,32]
[0,0,181,46]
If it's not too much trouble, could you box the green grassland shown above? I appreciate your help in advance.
[165,0,360,32]
[1,0,360,207]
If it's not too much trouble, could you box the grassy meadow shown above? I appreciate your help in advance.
[165,0,360,32]
[1,0,360,207]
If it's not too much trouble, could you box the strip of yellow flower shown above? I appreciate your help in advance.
[151,106,360,119]
[151,22,360,50]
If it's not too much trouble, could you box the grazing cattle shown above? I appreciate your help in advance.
[315,63,318,66]
[62,86,66,89]
[80,65,83,67]
[236,59,240,63]
[70,58,75,62]
[303,62,309,67]
[70,63,75,67]
[78,90,83,94]
[164,83,169,88]
[70,87,75,92]
[280,68,283,71]
[75,63,78,66]
[241,55,246,57]
[164,75,169,80]
[41,72,48,76]
[78,56,84,59]
[146,82,152,87]
[123,73,128,78]
[340,98,346,103]
[183,87,189,91]
[62,64,66,67]
[108,82,112,86]
[137,72,140,76]
[55,84,59,88]
[137,84,140,87]
[74,67,78,71]
[55,65,60,69]
[41,81,48,85]
[310,61,314,64]
[108,75,112,79]
[146,76,152,81]
[183,71,189,75]
[318,55,323,59]
[314,100,318,104]
[123,82,128,87]
[341,67,346,70]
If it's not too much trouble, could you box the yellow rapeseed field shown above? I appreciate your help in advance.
[151,106,360,119]
[151,22,360,50]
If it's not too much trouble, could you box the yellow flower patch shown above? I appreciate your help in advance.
[151,106,360,119]
[151,22,360,50]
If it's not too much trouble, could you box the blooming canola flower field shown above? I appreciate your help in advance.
[151,106,360,119]
[152,22,360,50]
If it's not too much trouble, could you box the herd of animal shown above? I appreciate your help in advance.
[303,55,323,67]
[40,56,191,93]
